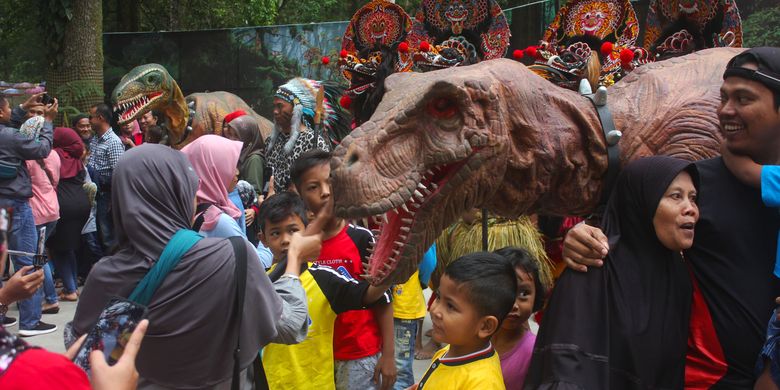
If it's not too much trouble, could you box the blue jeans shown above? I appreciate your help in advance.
[52,249,78,294]
[95,192,116,251]
[393,318,418,390]
[0,198,42,329]
[36,222,58,305]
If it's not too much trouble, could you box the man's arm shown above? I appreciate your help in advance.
[562,222,609,272]
[722,145,762,188]
[15,120,54,161]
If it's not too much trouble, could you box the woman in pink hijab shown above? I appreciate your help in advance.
[181,135,245,237]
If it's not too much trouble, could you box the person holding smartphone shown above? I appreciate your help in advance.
[0,92,59,336]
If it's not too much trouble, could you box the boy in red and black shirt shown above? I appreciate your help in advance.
[292,149,396,390]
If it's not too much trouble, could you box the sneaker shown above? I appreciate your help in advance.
[2,316,17,327]
[18,321,57,337]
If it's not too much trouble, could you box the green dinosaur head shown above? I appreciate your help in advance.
[111,64,176,125]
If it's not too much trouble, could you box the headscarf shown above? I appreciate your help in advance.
[235,180,257,209]
[527,156,698,389]
[18,116,44,139]
[53,127,84,179]
[181,134,243,231]
[70,144,282,388]
[228,115,265,166]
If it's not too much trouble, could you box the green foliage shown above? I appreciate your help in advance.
[0,0,48,81]
[742,6,780,47]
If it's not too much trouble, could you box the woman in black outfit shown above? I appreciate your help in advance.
[47,127,90,301]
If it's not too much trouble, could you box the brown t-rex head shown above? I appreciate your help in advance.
[331,62,525,284]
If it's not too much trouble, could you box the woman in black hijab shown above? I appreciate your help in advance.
[525,156,700,389]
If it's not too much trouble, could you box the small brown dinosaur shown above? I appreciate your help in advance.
[331,47,739,284]
[111,64,272,148]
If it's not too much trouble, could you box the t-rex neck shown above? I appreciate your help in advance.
[163,80,188,141]
[491,67,608,218]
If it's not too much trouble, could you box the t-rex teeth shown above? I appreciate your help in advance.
[401,218,413,224]
[430,183,438,190]
[399,234,408,241]
[393,249,400,256]
[414,190,424,200]
[401,203,410,213]
[410,203,420,209]
[426,169,434,176]
[400,226,410,233]
[384,263,394,270]
[417,183,427,191]
[394,241,404,247]
[381,214,389,224]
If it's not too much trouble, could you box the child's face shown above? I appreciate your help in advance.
[500,268,535,331]
[259,215,306,261]
[430,275,497,352]
[297,162,331,215]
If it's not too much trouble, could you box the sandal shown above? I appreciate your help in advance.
[59,292,79,302]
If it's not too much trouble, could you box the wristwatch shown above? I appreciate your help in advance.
[0,301,7,317]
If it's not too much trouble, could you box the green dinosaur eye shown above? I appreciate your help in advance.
[146,74,160,84]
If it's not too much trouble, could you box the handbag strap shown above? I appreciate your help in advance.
[191,203,214,232]
[36,159,56,188]
[128,229,203,306]
[229,236,248,390]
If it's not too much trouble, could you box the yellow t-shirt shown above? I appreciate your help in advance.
[418,344,506,390]
[392,270,427,320]
[263,264,336,390]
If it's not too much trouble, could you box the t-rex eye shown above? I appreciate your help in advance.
[426,97,458,119]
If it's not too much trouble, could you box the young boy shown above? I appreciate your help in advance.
[291,149,396,389]
[416,252,517,390]
[258,192,393,390]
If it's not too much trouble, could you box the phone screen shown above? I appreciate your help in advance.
[72,297,148,374]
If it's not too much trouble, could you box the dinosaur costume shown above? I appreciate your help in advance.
[330,47,737,285]
[111,63,273,148]
[339,0,414,125]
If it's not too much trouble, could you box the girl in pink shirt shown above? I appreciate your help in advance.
[492,247,549,390]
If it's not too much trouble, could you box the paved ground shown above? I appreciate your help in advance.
[6,288,435,383]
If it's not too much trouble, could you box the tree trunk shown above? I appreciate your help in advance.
[45,0,104,125]
[170,0,180,30]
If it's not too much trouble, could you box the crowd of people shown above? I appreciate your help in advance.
[0,45,779,390]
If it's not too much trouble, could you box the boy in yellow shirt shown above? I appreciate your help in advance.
[414,252,517,390]
[258,192,392,390]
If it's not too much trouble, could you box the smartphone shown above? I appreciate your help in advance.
[72,297,148,374]
[32,226,47,270]
[40,93,54,105]
[0,208,8,248]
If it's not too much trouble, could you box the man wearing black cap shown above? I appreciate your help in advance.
[561,47,780,388]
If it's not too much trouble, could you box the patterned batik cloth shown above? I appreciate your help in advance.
[265,128,331,191]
